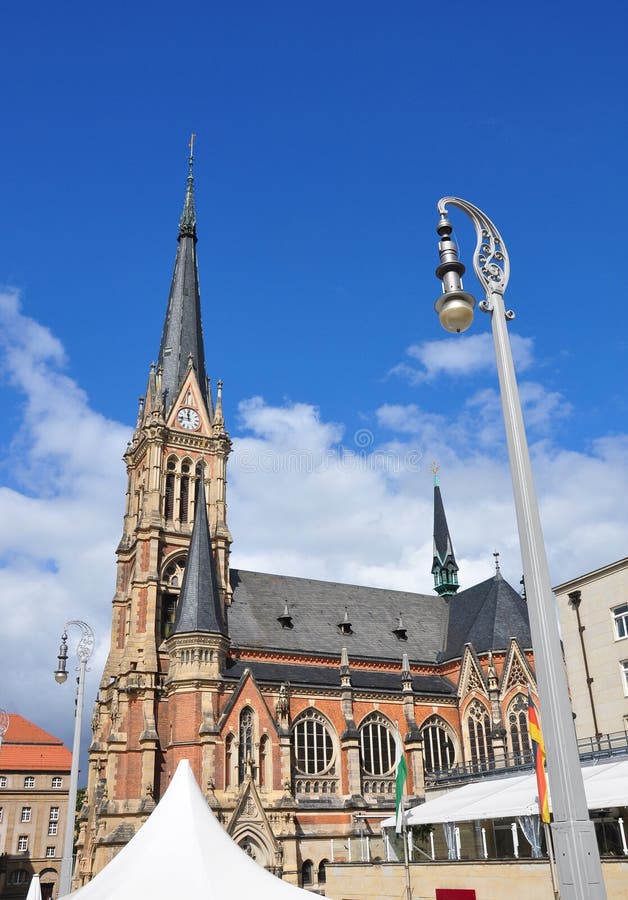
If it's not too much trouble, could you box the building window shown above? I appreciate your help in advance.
[621,660,628,696]
[46,846,56,858]
[164,473,175,520]
[318,860,328,884]
[49,806,60,821]
[359,715,396,776]
[17,835,29,852]
[24,776,35,789]
[179,474,190,523]
[301,860,313,885]
[0,776,7,788]
[293,711,335,775]
[159,556,187,640]
[238,707,254,784]
[507,693,531,763]
[467,700,494,771]
[0,807,3,822]
[613,604,628,640]
[225,734,235,788]
[21,807,31,823]
[9,870,28,884]
[421,718,456,773]
[52,777,63,789]
[48,822,58,836]
[259,734,271,788]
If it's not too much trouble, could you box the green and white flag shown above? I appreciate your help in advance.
[394,728,407,834]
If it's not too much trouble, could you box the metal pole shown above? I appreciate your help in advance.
[59,656,86,896]
[54,620,94,897]
[434,198,607,899]
[402,820,413,900]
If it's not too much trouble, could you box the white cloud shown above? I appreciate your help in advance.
[0,291,130,756]
[392,332,534,384]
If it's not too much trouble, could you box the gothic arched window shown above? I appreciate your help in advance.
[421,717,456,774]
[164,458,177,520]
[225,734,235,789]
[301,860,313,885]
[508,693,531,764]
[159,555,186,640]
[359,714,396,776]
[293,711,335,775]
[259,734,271,788]
[317,859,328,884]
[238,708,254,784]
[467,701,494,771]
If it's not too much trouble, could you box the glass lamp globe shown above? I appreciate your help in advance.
[435,291,475,334]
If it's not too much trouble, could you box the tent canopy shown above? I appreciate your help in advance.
[67,760,315,899]
[382,759,628,828]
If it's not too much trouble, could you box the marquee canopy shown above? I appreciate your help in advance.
[67,760,315,899]
[381,759,628,828]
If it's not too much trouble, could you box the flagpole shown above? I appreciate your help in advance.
[402,816,413,900]
[544,822,559,900]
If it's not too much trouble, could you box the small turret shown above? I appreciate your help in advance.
[431,465,460,596]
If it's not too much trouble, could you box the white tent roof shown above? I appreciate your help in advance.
[67,760,317,900]
[26,874,42,900]
[382,759,628,828]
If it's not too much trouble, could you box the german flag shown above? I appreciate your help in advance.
[528,689,550,823]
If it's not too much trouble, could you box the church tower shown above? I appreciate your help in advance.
[77,145,232,881]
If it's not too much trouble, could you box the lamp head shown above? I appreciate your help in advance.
[54,631,69,684]
[435,289,476,333]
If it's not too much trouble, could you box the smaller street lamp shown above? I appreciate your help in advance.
[54,621,94,897]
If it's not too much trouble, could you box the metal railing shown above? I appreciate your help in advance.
[425,731,628,787]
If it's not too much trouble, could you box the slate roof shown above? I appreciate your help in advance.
[229,569,449,663]
[170,474,227,636]
[223,658,455,696]
[227,569,531,665]
[444,573,532,659]
[157,157,208,413]
[0,713,71,772]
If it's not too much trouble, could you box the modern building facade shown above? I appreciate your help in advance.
[0,714,72,900]
[555,556,628,741]
[75,155,538,892]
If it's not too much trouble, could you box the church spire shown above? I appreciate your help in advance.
[157,136,208,414]
[431,464,459,596]
[170,467,227,637]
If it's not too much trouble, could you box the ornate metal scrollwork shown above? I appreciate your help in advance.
[437,197,510,297]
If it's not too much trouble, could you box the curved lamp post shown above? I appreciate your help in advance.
[54,620,94,897]
[433,198,606,899]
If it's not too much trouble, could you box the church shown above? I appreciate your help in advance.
[75,152,537,892]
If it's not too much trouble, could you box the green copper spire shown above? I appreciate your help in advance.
[178,133,197,239]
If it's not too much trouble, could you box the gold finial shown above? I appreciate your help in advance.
[431,461,440,475]
[189,133,196,159]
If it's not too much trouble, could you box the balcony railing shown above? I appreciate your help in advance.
[425,731,628,787]
[294,777,339,795]
[362,776,395,796]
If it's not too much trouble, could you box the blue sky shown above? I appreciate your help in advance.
[1,1,627,753]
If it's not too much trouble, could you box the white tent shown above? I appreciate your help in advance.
[26,874,42,900]
[381,758,628,828]
[67,760,319,899]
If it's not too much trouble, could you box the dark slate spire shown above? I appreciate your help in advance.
[170,468,227,636]
[157,136,208,413]
[431,466,459,596]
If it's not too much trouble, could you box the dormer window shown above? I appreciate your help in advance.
[338,609,353,636]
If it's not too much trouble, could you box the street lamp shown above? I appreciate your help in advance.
[433,198,606,900]
[54,620,94,897]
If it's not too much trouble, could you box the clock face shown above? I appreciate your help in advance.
[177,407,200,431]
